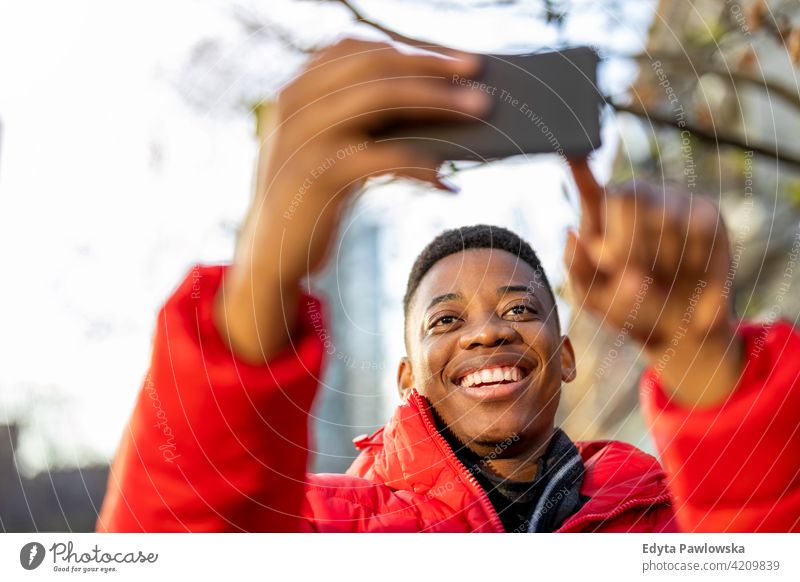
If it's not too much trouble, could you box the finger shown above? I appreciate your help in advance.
[308,78,490,134]
[390,38,477,62]
[351,145,462,194]
[567,158,605,238]
[564,229,603,306]
[605,186,649,273]
[291,39,482,110]
[314,37,481,78]
[566,225,656,330]
[646,186,689,281]
[341,143,444,187]
[683,197,723,275]
[432,175,461,194]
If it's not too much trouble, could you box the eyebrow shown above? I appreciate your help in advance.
[496,284,532,296]
[425,285,536,312]
[426,292,464,312]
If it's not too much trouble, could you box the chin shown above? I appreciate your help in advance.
[471,400,558,446]
[465,414,531,447]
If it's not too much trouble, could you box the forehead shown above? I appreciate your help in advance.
[411,248,547,313]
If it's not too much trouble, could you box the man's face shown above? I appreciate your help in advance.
[400,249,575,450]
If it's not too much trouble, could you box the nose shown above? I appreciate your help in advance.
[458,315,521,350]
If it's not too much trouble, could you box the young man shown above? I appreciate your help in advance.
[97,39,800,533]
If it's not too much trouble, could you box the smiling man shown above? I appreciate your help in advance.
[394,227,585,533]
[97,38,800,533]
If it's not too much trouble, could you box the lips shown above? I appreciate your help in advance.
[457,365,527,388]
[448,355,537,402]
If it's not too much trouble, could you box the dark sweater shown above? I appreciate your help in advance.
[433,412,587,532]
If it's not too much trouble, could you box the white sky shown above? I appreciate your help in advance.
[0,0,655,473]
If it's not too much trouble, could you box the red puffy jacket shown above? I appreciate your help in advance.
[97,266,800,532]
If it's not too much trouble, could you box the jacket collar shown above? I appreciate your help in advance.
[346,389,671,531]
[347,390,468,493]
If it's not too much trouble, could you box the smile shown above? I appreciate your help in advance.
[456,365,529,388]
[450,360,536,403]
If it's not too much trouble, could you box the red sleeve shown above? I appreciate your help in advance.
[96,264,325,532]
[641,320,800,532]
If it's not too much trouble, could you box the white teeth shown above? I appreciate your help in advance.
[459,366,526,387]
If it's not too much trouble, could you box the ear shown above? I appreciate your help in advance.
[397,357,415,401]
[559,335,577,383]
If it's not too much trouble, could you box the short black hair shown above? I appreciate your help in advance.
[403,224,559,327]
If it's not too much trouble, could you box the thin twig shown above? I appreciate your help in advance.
[330,0,448,52]
[610,100,800,168]
[230,6,319,54]
[624,51,800,111]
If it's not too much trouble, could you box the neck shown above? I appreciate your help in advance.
[484,454,541,482]
[469,428,555,482]
[428,403,555,482]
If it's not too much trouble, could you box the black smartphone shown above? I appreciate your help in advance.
[373,46,602,161]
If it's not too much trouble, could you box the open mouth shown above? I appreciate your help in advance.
[454,365,532,389]
[447,355,538,403]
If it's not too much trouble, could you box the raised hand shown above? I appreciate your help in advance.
[565,160,742,406]
[215,38,488,363]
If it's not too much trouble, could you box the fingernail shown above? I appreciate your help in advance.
[454,52,482,73]
[455,89,490,114]
[437,176,461,194]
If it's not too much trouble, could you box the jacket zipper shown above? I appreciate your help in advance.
[410,392,506,533]
[556,493,673,532]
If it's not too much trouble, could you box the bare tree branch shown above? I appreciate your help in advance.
[230,5,319,54]
[327,0,800,168]
[330,2,800,110]
[330,0,447,52]
[624,51,800,111]
[611,100,800,169]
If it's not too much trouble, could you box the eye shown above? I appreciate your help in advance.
[428,313,462,332]
[503,303,537,320]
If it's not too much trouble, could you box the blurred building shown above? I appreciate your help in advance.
[310,219,388,473]
[0,424,107,532]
